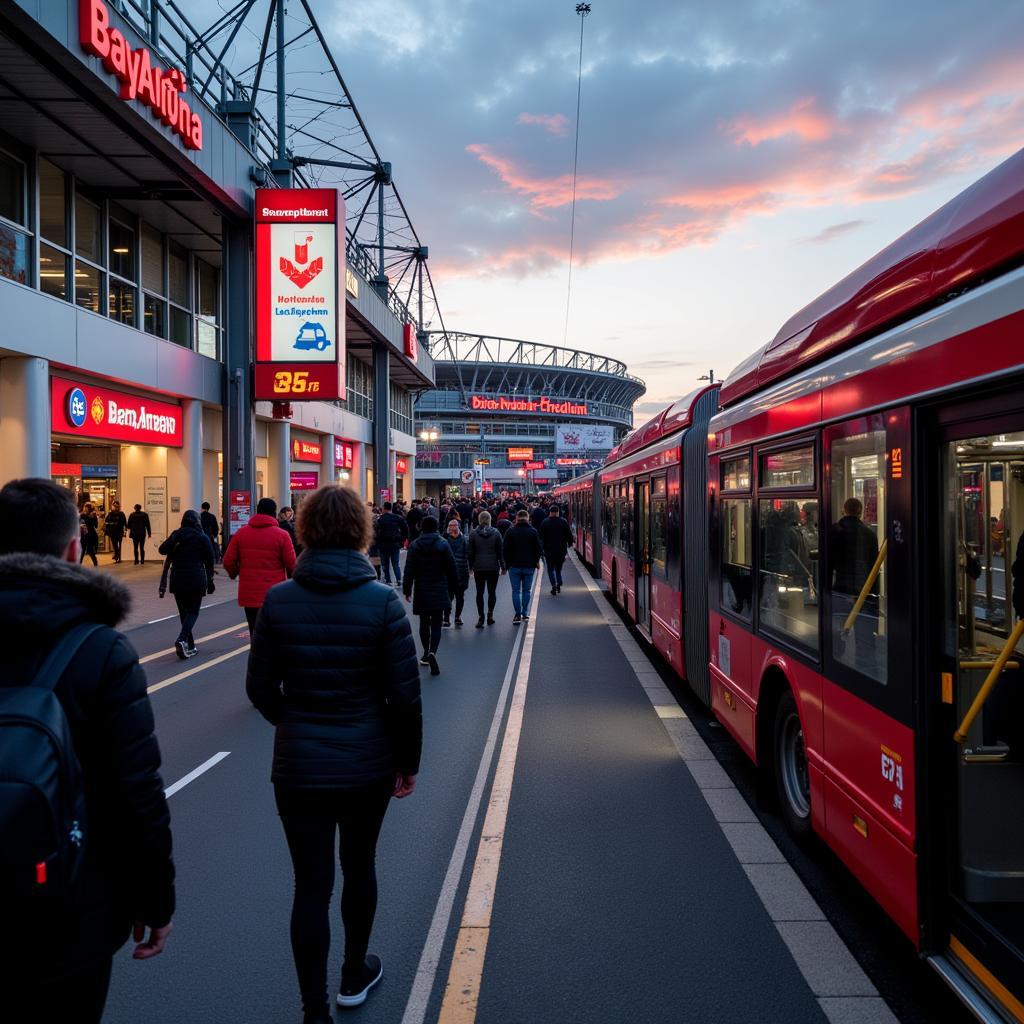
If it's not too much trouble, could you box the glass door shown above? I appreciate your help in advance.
[636,479,651,632]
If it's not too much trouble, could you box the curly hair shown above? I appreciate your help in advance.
[295,485,372,551]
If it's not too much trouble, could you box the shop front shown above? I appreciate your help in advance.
[290,432,322,507]
[395,456,409,501]
[335,438,355,486]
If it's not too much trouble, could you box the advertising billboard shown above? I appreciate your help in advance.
[507,447,534,462]
[555,423,614,452]
[254,188,345,401]
[51,376,183,447]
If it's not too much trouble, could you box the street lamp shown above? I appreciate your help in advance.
[419,428,438,442]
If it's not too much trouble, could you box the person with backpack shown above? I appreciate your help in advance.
[374,501,408,586]
[403,516,457,676]
[0,478,175,1023]
[159,510,217,659]
[127,503,152,565]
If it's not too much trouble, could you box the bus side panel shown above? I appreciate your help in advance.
[708,612,755,759]
[650,577,683,677]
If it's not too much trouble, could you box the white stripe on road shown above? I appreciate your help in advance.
[146,644,250,695]
[164,751,231,798]
[400,573,539,1024]
[140,622,247,663]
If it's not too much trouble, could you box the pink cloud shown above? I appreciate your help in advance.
[516,112,570,136]
[465,143,621,209]
[726,97,837,146]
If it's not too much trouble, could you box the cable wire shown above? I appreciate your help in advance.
[563,4,591,346]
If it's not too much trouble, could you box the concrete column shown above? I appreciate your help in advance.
[0,356,50,483]
[166,398,203,515]
[267,419,291,508]
[373,344,390,503]
[321,435,335,489]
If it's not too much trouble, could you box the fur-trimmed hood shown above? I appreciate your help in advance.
[0,552,132,632]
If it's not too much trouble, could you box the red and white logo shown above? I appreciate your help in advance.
[279,233,324,289]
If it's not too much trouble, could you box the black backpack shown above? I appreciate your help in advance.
[0,623,103,929]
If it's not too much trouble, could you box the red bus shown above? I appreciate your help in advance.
[558,147,1024,1020]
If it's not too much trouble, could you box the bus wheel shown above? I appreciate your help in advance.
[773,691,811,837]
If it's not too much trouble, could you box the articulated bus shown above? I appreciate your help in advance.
[556,146,1024,1021]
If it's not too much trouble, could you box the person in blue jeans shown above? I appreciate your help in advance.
[501,510,542,623]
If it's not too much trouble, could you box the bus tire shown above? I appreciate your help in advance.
[773,690,812,838]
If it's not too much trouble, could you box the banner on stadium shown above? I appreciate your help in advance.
[555,423,614,452]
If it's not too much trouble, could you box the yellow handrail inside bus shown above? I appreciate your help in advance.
[955,618,1024,744]
[959,660,1019,671]
[842,539,888,632]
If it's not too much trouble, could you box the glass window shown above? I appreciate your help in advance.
[109,220,135,280]
[721,456,751,491]
[169,305,190,346]
[109,280,135,326]
[759,497,819,648]
[829,429,887,683]
[721,498,752,619]
[141,224,164,293]
[39,160,66,246]
[39,242,68,299]
[196,318,218,359]
[0,221,28,285]
[144,293,165,337]
[75,194,101,262]
[761,445,815,488]
[652,497,667,571]
[0,150,24,225]
[74,261,102,313]
[196,259,218,319]
[168,242,188,305]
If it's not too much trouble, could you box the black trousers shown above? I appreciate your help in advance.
[11,955,113,1024]
[475,570,499,616]
[174,590,203,646]
[275,781,393,1015]
[245,605,260,634]
[446,585,466,621]
[418,610,443,654]
[80,541,97,566]
[132,537,146,562]
[110,535,123,562]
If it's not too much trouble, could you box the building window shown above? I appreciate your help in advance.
[169,304,190,347]
[39,241,68,300]
[168,240,188,304]
[74,261,102,313]
[194,258,220,359]
[74,193,102,263]
[346,353,373,420]
[144,292,166,337]
[39,159,67,248]
[109,279,135,326]
[0,149,28,286]
[390,382,413,434]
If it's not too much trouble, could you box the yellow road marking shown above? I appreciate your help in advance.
[140,622,247,664]
[146,644,250,694]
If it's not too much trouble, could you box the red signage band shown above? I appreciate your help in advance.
[51,462,83,476]
[289,471,319,491]
[80,0,202,151]
[469,394,588,416]
[253,363,344,402]
[256,189,338,224]
[291,438,322,463]
[524,461,545,470]
[403,323,418,362]
[51,375,183,447]
[507,447,534,462]
[396,458,408,474]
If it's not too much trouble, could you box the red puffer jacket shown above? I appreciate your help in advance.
[223,514,297,607]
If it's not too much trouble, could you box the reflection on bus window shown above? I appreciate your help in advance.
[721,498,752,619]
[759,498,819,648]
[652,497,667,571]
[829,430,887,683]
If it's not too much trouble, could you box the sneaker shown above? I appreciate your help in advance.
[487,616,495,625]
[523,613,530,620]
[427,652,440,676]
[419,654,430,666]
[513,614,522,624]
[186,646,198,658]
[551,586,557,595]
[337,954,383,1008]
[475,617,485,629]
[454,617,463,626]
[442,619,451,629]
[174,640,188,660]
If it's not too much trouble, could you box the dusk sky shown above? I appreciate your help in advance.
[203,1,1023,421]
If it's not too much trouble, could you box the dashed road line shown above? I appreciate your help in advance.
[140,622,247,663]
[164,751,231,798]
[146,644,250,695]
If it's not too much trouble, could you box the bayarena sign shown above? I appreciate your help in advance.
[254,188,346,401]
[80,0,203,151]
[469,394,588,416]
[51,376,183,447]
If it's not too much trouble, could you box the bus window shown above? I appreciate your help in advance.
[828,428,887,683]
[651,476,667,573]
[761,445,815,488]
[759,497,820,649]
[721,498,752,619]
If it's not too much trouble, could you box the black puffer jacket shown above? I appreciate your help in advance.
[246,548,422,787]
[502,521,543,569]
[0,554,174,974]
[159,515,215,594]
[539,515,575,561]
[403,531,458,614]
[445,531,470,589]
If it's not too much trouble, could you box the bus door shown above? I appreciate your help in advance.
[935,415,1024,1020]
[636,478,652,634]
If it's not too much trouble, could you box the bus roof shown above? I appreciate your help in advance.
[719,146,1024,408]
[607,383,719,464]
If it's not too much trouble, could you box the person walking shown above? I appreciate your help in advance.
[374,501,408,586]
[246,485,421,1023]
[158,510,216,659]
[0,479,174,1024]
[467,510,504,627]
[103,500,127,564]
[403,516,457,675]
[443,518,470,627]
[502,509,542,623]
[538,505,574,595]
[406,499,423,542]
[127,503,152,565]
[223,497,297,635]
[79,502,99,566]
[279,506,301,556]
[200,501,221,563]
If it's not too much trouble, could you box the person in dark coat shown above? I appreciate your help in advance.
[538,506,574,595]
[246,485,420,1023]
[530,502,548,533]
[279,506,301,555]
[103,499,127,563]
[200,501,221,562]
[403,516,458,675]
[374,502,408,586]
[127,504,152,565]
[79,502,99,566]
[502,510,543,622]
[828,497,881,677]
[495,508,512,539]
[443,518,470,627]
[159,510,216,659]
[456,498,472,532]
[0,479,174,1024]
[406,500,423,542]
[1014,530,1024,621]
[467,510,504,627]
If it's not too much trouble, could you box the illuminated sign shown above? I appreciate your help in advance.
[291,438,322,463]
[290,471,318,491]
[470,395,588,416]
[51,375,183,446]
[555,423,614,452]
[507,447,534,462]
[80,0,202,150]
[334,440,355,470]
[556,457,588,466]
[403,323,418,362]
[51,462,83,477]
[255,188,345,401]
[524,461,545,470]
[396,458,408,474]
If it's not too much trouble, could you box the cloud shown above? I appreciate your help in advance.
[799,219,867,245]
[726,97,837,146]
[517,112,569,135]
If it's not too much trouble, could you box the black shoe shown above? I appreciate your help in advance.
[454,617,463,627]
[186,645,198,658]
[523,613,530,619]
[338,954,383,1008]
[513,614,522,624]
[427,652,440,676]
[442,618,451,628]
[476,617,485,628]
[174,640,188,660]
[134,560,139,565]
[303,1009,332,1024]
[551,586,557,595]
[419,654,430,666]
[557,584,562,593]
[487,616,495,625]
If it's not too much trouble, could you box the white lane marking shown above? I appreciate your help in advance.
[147,614,177,625]
[146,644,250,695]
[400,572,539,1024]
[164,751,231,798]
[140,622,247,664]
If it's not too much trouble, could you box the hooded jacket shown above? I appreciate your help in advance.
[223,513,297,607]
[467,524,504,573]
[403,531,458,615]
[502,521,543,569]
[246,548,422,787]
[445,530,470,589]
[539,515,574,562]
[159,512,215,594]
[0,554,174,973]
